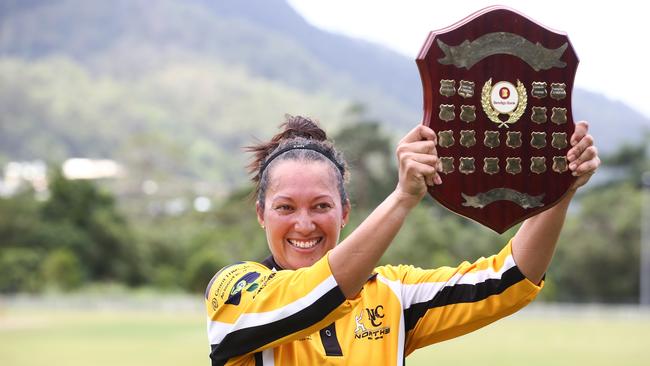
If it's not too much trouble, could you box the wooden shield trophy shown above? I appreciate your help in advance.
[417,6,579,233]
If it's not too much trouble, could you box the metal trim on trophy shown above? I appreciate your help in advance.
[416,5,578,233]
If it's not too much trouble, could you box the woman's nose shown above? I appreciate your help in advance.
[294,210,315,233]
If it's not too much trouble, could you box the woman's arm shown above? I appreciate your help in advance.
[512,121,600,284]
[207,257,361,364]
[329,125,441,298]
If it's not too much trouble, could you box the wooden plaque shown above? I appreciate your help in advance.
[417,6,579,233]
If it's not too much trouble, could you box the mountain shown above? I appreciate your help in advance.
[572,89,649,153]
[0,0,418,128]
[0,0,647,194]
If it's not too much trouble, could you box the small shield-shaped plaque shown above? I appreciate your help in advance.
[440,157,455,174]
[484,131,500,148]
[531,106,547,124]
[530,132,547,149]
[458,80,475,98]
[551,132,568,149]
[459,157,475,174]
[552,156,568,173]
[483,157,500,175]
[531,157,547,174]
[531,81,548,98]
[440,79,456,97]
[550,83,567,100]
[460,130,476,147]
[506,157,522,174]
[506,131,522,148]
[551,107,567,125]
[438,130,455,147]
[439,104,455,121]
[460,105,476,122]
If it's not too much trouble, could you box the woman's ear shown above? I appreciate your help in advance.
[256,201,265,229]
[342,199,351,227]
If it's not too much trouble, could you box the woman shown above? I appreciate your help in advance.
[205,115,599,365]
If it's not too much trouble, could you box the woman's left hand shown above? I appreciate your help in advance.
[567,121,600,191]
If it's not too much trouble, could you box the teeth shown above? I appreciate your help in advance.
[288,238,319,249]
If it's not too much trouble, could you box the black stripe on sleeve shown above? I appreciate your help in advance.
[210,285,346,364]
[210,344,224,366]
[403,266,526,332]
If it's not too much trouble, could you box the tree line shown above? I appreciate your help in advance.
[0,120,647,303]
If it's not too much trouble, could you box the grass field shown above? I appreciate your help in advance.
[1,298,648,366]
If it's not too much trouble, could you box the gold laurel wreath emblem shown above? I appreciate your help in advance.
[481,78,527,128]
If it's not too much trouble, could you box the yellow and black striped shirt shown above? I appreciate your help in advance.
[205,239,542,365]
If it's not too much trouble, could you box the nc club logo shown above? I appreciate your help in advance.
[354,305,390,340]
[225,272,260,305]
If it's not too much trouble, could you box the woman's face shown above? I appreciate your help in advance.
[257,160,350,270]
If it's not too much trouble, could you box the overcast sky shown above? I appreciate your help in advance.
[288,0,650,120]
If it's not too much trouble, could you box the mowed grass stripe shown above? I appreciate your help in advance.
[0,310,208,366]
[408,314,649,366]
[1,307,649,366]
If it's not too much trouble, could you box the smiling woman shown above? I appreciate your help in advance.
[204,115,600,365]
[257,160,348,269]
[246,117,350,270]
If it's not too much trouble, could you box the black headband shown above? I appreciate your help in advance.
[259,142,345,177]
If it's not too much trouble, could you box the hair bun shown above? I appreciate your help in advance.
[245,114,337,188]
[279,114,327,142]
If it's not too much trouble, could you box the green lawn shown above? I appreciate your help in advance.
[408,311,650,366]
[1,302,648,366]
[0,308,208,365]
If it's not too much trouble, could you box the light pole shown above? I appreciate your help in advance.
[641,171,650,307]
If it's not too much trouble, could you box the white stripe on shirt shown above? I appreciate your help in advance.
[400,255,518,308]
[208,274,339,344]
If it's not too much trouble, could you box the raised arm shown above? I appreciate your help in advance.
[329,125,441,298]
[512,121,600,283]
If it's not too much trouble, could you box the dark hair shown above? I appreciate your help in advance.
[246,115,348,209]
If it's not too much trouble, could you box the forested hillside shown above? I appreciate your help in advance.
[1,0,647,192]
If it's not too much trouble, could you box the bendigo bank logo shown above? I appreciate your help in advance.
[354,305,390,340]
[499,86,510,99]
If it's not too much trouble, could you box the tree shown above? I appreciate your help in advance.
[41,248,84,291]
[0,247,43,293]
[41,170,144,284]
[333,107,397,210]
[552,184,641,302]
[600,134,650,187]
[548,139,648,303]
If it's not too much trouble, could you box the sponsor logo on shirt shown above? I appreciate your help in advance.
[209,265,276,311]
[210,264,253,310]
[354,305,390,340]
[251,272,275,300]
[225,271,261,306]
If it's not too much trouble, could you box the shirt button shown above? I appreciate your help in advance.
[325,330,332,337]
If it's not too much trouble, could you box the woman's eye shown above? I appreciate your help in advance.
[315,203,332,210]
[274,204,293,211]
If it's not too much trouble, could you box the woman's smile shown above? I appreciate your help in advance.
[287,237,322,249]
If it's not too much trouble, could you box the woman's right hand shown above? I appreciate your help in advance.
[394,124,442,207]
[330,124,441,298]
